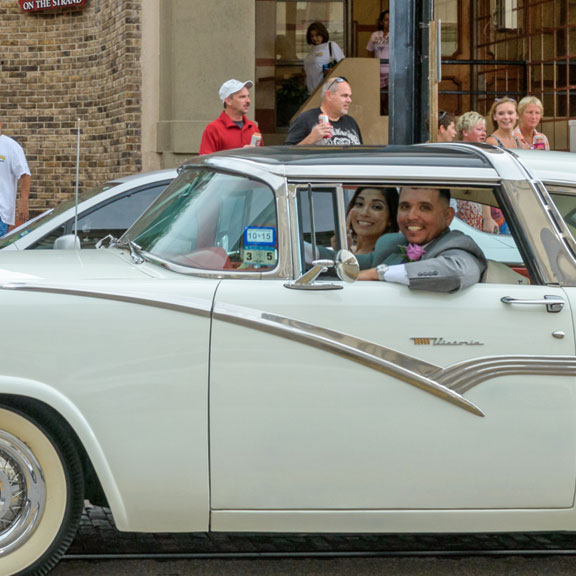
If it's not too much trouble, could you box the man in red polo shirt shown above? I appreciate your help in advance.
[199,79,262,155]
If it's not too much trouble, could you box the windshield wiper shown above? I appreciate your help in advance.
[114,238,145,264]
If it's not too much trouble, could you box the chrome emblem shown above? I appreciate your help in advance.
[411,337,484,346]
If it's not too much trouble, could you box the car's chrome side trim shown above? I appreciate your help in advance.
[0,283,212,317]
[434,355,576,394]
[6,283,573,418]
[213,302,484,417]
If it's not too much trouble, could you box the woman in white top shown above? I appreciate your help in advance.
[366,11,390,89]
[303,22,345,95]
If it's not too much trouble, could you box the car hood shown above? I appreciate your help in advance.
[0,248,155,284]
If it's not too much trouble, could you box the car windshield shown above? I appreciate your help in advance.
[0,181,121,249]
[122,168,278,272]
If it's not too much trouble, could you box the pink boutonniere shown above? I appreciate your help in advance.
[400,243,426,262]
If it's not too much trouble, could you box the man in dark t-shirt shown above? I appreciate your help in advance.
[285,77,363,146]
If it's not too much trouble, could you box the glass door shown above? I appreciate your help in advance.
[275,1,347,127]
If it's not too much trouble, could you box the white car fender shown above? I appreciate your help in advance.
[0,375,129,527]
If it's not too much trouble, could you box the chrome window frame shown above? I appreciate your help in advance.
[288,182,347,278]
[129,166,293,280]
[503,176,576,287]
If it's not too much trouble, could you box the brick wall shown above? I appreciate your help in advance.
[0,0,142,215]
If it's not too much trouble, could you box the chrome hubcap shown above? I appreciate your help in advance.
[0,430,46,556]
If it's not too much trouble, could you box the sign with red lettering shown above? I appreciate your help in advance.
[19,0,86,11]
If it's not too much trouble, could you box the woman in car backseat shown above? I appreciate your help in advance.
[343,187,399,254]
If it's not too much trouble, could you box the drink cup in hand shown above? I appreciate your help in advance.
[533,134,546,150]
[319,114,332,139]
[250,132,262,147]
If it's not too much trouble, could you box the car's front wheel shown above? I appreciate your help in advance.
[0,404,84,576]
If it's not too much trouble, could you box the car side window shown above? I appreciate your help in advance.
[30,183,168,250]
[448,186,533,284]
[548,186,576,239]
[296,186,341,271]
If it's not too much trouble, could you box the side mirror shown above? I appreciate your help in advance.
[285,249,359,290]
[53,234,81,250]
[334,249,359,283]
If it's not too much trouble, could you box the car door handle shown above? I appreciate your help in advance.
[501,295,564,313]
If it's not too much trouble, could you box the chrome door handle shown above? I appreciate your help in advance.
[501,295,564,313]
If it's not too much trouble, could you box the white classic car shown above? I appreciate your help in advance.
[3,144,576,576]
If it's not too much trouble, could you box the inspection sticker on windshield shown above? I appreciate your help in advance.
[244,226,276,246]
[243,227,276,266]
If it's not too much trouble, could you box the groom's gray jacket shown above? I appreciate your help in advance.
[355,229,487,292]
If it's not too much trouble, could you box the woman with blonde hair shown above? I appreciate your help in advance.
[456,111,487,142]
[485,98,521,234]
[514,95,550,150]
[455,111,496,231]
[485,97,522,149]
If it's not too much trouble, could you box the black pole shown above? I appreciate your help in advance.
[388,0,416,144]
[389,0,434,144]
[418,0,434,143]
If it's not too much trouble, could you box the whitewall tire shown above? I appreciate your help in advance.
[0,405,84,576]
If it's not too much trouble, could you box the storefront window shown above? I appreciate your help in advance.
[436,0,459,57]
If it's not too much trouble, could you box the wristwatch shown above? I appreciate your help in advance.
[376,264,389,281]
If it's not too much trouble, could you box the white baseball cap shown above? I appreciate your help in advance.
[219,79,254,102]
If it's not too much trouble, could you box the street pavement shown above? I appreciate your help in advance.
[50,503,576,576]
[67,503,576,557]
[52,556,576,576]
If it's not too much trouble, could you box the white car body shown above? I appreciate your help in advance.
[2,144,576,575]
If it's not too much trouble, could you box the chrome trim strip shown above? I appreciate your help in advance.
[434,355,576,394]
[0,283,212,317]
[137,250,266,280]
[213,302,484,417]
[6,283,574,417]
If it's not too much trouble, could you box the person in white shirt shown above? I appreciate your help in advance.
[366,11,390,90]
[366,10,390,114]
[303,21,345,95]
[0,121,30,236]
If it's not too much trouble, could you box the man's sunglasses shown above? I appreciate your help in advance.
[327,76,349,91]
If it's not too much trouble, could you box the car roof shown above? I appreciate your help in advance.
[104,168,178,187]
[192,144,534,183]
[193,144,493,168]
[512,149,576,185]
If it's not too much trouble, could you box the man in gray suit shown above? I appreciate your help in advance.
[356,187,487,292]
